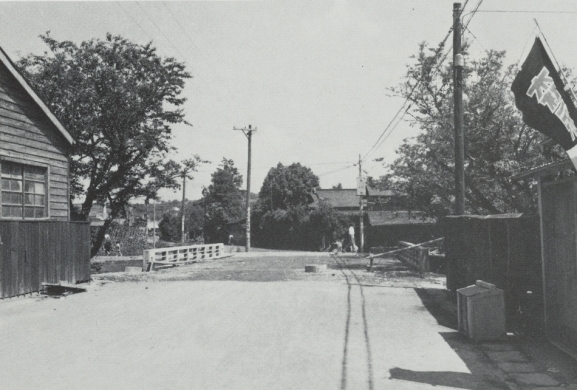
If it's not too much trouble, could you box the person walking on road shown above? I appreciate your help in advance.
[115,240,122,256]
[348,225,358,253]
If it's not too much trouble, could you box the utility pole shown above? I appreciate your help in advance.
[453,2,465,215]
[234,124,256,252]
[358,154,365,253]
[181,173,186,245]
[153,199,156,249]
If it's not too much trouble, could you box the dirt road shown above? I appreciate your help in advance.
[0,253,498,389]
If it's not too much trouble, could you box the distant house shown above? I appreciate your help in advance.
[0,46,90,298]
[308,187,404,214]
[308,187,439,248]
[0,48,75,220]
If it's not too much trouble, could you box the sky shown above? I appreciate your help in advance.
[1,0,577,201]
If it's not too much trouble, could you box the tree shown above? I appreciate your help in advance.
[259,163,320,210]
[378,42,559,217]
[17,33,195,256]
[203,159,245,242]
[252,163,348,251]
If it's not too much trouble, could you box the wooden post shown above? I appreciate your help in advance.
[181,174,186,245]
[233,124,257,252]
[453,2,465,215]
[359,154,364,253]
[246,128,252,252]
[537,175,548,337]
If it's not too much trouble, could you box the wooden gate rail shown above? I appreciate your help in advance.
[143,243,225,271]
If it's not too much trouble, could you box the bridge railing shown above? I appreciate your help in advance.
[143,243,225,271]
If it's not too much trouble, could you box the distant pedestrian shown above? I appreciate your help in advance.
[348,225,357,253]
[116,240,122,256]
[104,239,112,256]
[228,234,234,245]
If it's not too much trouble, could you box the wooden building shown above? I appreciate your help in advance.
[0,47,90,298]
[517,159,577,356]
[0,47,74,220]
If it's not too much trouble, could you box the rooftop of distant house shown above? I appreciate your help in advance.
[308,187,403,209]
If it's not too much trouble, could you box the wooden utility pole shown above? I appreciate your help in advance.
[181,173,186,245]
[453,2,465,215]
[234,124,257,252]
[358,154,364,253]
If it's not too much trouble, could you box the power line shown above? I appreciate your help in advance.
[464,26,487,52]
[472,10,577,14]
[115,1,156,42]
[317,164,356,177]
[161,2,201,53]
[361,1,471,164]
[134,1,189,63]
[462,0,484,34]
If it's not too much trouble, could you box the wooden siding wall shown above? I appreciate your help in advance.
[542,178,577,353]
[442,215,543,333]
[0,62,70,220]
[0,221,90,298]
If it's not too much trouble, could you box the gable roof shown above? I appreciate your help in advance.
[314,187,401,209]
[367,211,436,226]
[316,189,359,208]
[0,46,74,146]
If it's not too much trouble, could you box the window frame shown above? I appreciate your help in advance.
[0,158,50,220]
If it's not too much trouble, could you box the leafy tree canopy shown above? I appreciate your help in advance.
[17,33,195,255]
[203,158,245,242]
[373,42,562,217]
[259,163,319,210]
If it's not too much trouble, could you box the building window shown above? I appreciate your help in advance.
[1,161,47,219]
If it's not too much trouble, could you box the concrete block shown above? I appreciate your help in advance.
[305,264,327,273]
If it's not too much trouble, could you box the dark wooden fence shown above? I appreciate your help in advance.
[541,177,577,353]
[367,223,441,248]
[0,221,91,298]
[441,214,543,333]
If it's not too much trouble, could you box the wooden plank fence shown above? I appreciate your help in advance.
[0,221,91,298]
[143,243,226,271]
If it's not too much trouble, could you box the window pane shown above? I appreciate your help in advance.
[35,182,45,194]
[1,179,9,190]
[35,207,45,218]
[25,194,34,205]
[25,181,44,194]
[24,207,34,218]
[9,206,22,217]
[24,166,45,181]
[11,180,21,192]
[25,181,34,193]
[35,195,45,206]
[2,192,22,205]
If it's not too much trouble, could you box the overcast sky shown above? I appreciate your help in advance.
[1,0,577,200]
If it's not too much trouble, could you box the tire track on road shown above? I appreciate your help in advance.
[331,254,374,390]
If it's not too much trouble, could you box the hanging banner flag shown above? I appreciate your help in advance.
[511,37,577,168]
